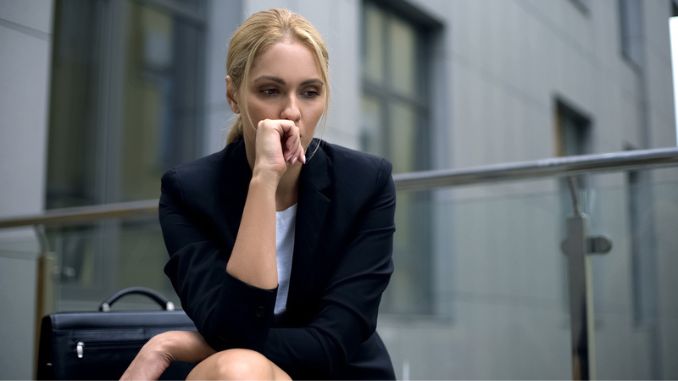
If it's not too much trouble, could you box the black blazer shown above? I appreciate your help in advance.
[159,139,396,380]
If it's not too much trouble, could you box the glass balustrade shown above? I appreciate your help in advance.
[0,163,677,379]
[379,166,678,379]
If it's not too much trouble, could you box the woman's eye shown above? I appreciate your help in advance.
[260,88,279,96]
[302,89,320,98]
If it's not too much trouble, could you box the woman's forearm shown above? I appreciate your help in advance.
[120,331,215,381]
[153,330,216,363]
[226,119,304,290]
[225,175,278,290]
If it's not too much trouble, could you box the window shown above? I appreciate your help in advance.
[619,0,643,68]
[361,2,432,172]
[555,99,592,239]
[48,0,205,208]
[555,101,591,156]
[46,0,207,307]
[361,0,439,314]
[554,98,592,314]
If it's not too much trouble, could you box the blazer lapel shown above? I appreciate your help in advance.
[287,142,332,314]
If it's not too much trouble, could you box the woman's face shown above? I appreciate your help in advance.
[234,39,326,153]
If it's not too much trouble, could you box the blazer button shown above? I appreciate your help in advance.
[255,305,264,318]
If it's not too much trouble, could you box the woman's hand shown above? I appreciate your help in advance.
[120,331,215,381]
[252,119,305,183]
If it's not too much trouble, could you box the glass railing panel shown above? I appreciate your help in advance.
[379,178,571,379]
[0,229,44,379]
[379,166,678,380]
[0,230,42,315]
[585,167,678,380]
[1,155,676,380]
[651,168,678,380]
[43,216,179,311]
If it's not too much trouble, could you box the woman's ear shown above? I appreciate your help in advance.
[226,75,239,114]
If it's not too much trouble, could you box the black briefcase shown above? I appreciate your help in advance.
[37,287,197,380]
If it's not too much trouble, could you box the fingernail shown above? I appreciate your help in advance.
[301,154,306,164]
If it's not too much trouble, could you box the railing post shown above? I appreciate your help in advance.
[33,225,54,379]
[561,177,611,380]
[563,212,596,380]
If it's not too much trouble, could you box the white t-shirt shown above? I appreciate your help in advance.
[275,204,297,315]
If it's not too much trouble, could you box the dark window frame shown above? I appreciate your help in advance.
[360,0,440,172]
[360,0,442,316]
[47,0,207,307]
[618,0,643,70]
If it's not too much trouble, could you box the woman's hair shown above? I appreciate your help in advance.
[226,8,330,144]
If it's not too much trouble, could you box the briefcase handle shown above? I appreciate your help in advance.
[99,287,176,312]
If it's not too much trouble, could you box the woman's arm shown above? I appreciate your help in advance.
[160,170,278,350]
[225,175,278,289]
[159,119,305,351]
[120,331,215,381]
[226,118,304,289]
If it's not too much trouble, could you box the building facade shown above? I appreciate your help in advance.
[1,0,677,378]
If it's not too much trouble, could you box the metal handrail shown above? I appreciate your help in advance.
[394,146,678,191]
[0,147,677,229]
[0,199,158,229]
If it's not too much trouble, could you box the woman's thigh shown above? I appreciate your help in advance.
[186,348,291,380]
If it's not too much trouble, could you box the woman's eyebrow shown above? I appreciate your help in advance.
[253,75,324,86]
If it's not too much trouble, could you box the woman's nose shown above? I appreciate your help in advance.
[280,95,301,122]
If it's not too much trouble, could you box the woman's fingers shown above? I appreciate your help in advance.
[254,119,305,180]
[278,121,305,165]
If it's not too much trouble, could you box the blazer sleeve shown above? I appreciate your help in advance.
[262,159,396,378]
[159,169,278,350]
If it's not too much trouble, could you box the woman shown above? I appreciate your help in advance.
[122,8,396,380]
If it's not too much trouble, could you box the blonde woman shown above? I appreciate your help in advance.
[122,8,395,380]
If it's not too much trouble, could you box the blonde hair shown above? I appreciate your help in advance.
[226,8,330,144]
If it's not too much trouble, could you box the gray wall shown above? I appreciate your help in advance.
[0,0,54,378]
[0,0,52,215]
[203,0,242,155]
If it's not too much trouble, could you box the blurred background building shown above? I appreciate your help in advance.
[1,0,677,379]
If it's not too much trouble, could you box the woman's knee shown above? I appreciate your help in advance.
[188,348,276,380]
[216,349,270,379]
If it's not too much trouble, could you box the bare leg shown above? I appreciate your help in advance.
[187,349,291,380]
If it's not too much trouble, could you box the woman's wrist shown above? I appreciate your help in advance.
[142,331,215,363]
[120,334,174,381]
[143,332,178,362]
[250,168,280,192]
